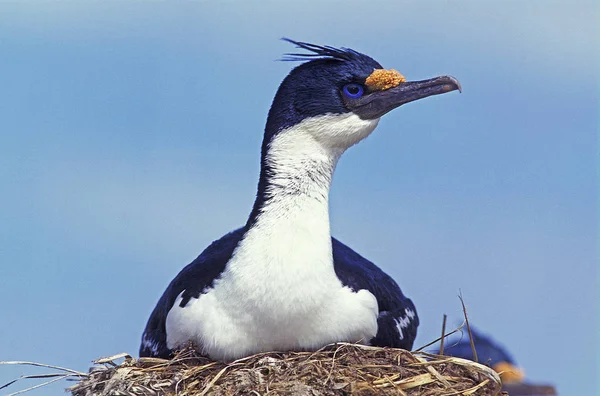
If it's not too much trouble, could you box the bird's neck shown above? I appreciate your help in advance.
[246,125,340,237]
[237,114,378,273]
[246,113,379,231]
[236,120,345,276]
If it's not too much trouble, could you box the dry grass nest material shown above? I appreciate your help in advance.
[68,343,503,396]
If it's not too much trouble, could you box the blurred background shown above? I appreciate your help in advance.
[0,1,597,395]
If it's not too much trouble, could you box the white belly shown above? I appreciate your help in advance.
[165,268,378,361]
[165,207,379,361]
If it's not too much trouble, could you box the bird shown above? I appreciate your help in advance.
[436,327,559,395]
[435,327,525,384]
[140,39,461,362]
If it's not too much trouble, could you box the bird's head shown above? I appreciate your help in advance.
[264,39,461,155]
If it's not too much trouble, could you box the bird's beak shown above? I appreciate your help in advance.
[352,76,461,119]
[493,362,525,384]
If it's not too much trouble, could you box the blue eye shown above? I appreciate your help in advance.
[342,83,364,99]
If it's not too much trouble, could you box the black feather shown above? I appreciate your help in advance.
[281,38,364,62]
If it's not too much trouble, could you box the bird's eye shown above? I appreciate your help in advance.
[342,83,364,99]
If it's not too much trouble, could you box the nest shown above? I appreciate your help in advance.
[68,344,503,396]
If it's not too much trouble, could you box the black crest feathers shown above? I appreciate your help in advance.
[281,38,362,62]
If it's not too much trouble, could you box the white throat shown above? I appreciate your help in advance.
[263,113,381,215]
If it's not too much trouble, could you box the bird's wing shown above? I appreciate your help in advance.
[139,228,245,358]
[332,237,419,350]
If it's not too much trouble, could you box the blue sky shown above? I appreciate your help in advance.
[0,1,598,395]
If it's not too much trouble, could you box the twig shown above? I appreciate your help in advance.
[414,355,451,388]
[1,373,76,390]
[439,314,447,355]
[323,343,342,385]
[6,375,70,396]
[0,361,87,377]
[198,362,243,396]
[458,290,477,363]
[414,321,465,352]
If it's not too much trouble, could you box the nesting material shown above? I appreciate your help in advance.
[365,69,406,91]
[68,343,503,396]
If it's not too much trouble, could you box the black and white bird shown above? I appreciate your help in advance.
[140,39,460,361]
